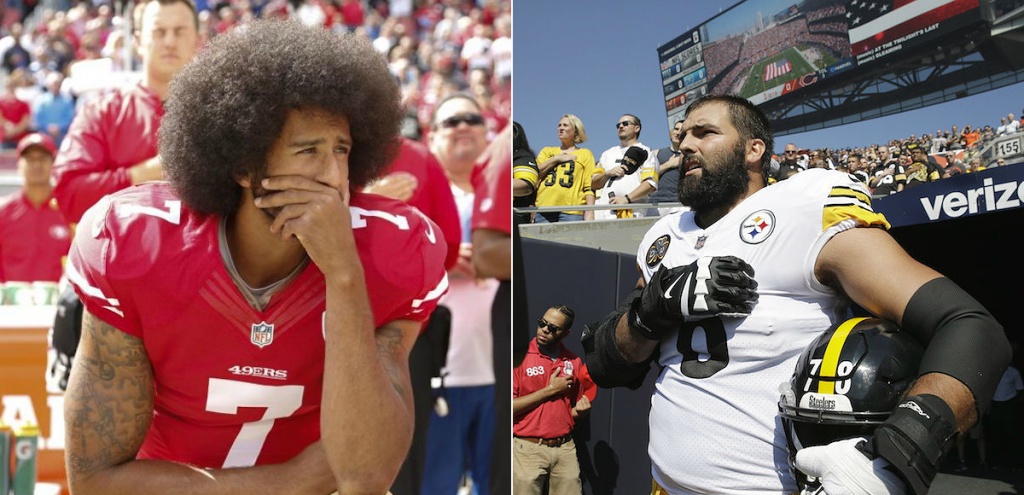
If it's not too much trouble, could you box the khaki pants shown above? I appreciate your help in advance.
[512,437,582,495]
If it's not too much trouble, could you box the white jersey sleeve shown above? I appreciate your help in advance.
[634,169,889,495]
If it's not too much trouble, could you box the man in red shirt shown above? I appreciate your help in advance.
[62,21,448,495]
[51,0,201,225]
[367,137,461,271]
[0,70,32,149]
[513,305,594,495]
[0,133,70,283]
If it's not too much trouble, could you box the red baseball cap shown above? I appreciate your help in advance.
[17,133,57,158]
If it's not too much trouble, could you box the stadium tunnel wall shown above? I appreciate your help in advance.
[520,166,1024,493]
[521,236,655,494]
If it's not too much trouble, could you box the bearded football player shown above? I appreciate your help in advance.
[584,95,1008,495]
[63,21,447,495]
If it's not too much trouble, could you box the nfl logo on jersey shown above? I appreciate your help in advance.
[251,321,275,348]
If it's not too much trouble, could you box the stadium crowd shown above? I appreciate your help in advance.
[804,4,844,23]
[701,35,742,88]
[0,0,509,147]
[514,109,1024,222]
[704,7,849,97]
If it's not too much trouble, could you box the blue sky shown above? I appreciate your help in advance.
[513,0,1024,154]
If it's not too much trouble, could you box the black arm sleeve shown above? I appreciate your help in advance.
[580,287,658,390]
[900,277,1010,414]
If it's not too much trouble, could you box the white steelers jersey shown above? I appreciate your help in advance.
[637,169,889,495]
[594,142,658,220]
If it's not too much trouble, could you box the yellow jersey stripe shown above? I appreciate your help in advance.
[818,317,866,394]
[828,186,871,205]
[823,204,891,232]
[512,166,539,187]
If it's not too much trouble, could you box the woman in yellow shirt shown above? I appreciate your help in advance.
[534,114,597,222]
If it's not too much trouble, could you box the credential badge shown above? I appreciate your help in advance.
[739,209,776,244]
[645,235,671,268]
[251,321,275,348]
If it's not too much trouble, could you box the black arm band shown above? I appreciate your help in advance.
[900,277,1010,414]
[627,295,669,341]
[581,288,657,390]
[859,394,958,495]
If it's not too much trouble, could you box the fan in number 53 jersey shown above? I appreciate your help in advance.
[61,21,448,495]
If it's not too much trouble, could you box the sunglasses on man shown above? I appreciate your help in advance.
[537,318,564,332]
[616,121,635,129]
[439,113,485,129]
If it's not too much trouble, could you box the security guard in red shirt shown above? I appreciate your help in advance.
[513,305,595,495]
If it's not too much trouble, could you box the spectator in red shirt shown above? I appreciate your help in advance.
[51,0,201,225]
[0,69,33,149]
[0,133,71,283]
[513,305,594,495]
[340,0,365,29]
[365,138,461,271]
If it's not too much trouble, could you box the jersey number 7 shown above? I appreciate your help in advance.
[206,378,304,468]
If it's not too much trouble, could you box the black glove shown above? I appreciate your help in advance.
[621,146,648,175]
[628,256,758,340]
[856,394,958,495]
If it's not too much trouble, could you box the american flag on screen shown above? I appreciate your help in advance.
[847,0,979,56]
[763,59,792,81]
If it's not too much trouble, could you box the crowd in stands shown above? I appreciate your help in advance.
[514,109,1024,222]
[703,2,848,88]
[767,111,1024,195]
[702,35,741,88]
[807,21,846,35]
[0,0,510,148]
[805,4,845,23]
[703,8,849,97]
[739,17,808,64]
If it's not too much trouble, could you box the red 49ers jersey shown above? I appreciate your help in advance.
[66,182,448,469]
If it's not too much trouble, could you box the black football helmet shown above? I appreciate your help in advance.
[778,317,924,491]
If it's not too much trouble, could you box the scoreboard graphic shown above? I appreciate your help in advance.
[656,0,983,130]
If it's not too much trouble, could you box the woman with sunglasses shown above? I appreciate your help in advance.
[533,114,596,222]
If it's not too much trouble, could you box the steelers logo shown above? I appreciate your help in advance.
[645,234,671,268]
[739,210,775,244]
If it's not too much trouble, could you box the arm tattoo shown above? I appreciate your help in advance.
[375,324,412,404]
[65,312,154,480]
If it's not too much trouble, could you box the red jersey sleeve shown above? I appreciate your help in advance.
[578,362,597,402]
[65,195,144,336]
[353,195,449,325]
[386,139,461,270]
[53,86,163,225]
[471,156,511,235]
[420,150,461,270]
[52,94,134,224]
